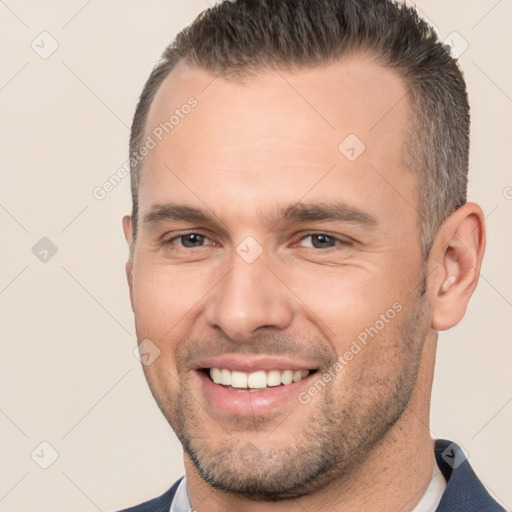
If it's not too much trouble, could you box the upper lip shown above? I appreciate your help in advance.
[192,355,318,373]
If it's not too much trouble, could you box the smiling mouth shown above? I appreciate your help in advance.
[203,368,318,391]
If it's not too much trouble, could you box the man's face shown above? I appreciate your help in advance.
[126,56,432,499]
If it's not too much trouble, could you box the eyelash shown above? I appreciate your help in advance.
[295,233,351,249]
[163,231,351,251]
[164,232,216,249]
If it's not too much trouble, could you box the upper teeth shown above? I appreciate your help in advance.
[209,368,310,389]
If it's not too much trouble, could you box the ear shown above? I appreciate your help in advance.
[122,215,134,310]
[428,202,486,331]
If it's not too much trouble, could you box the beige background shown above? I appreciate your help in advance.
[0,1,511,510]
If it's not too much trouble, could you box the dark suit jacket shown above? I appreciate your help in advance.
[117,439,505,511]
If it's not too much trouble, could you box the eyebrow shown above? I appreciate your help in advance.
[143,204,211,225]
[142,202,377,229]
[278,202,377,227]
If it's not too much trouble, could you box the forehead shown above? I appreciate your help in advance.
[147,55,410,150]
[140,56,416,230]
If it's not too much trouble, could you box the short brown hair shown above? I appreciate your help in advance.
[129,0,470,258]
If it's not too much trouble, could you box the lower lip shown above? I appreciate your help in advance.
[197,370,314,416]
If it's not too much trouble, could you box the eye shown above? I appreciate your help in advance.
[167,232,211,248]
[298,234,346,249]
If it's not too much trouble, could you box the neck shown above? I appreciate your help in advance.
[185,334,438,512]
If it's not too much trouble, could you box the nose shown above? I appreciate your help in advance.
[203,252,294,342]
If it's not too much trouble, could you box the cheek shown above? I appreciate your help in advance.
[131,262,209,336]
[130,265,209,390]
[287,264,407,347]
[131,265,205,391]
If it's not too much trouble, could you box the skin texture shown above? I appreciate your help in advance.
[123,55,485,511]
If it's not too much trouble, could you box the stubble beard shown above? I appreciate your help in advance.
[147,293,430,501]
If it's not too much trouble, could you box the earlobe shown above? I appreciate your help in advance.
[429,203,486,331]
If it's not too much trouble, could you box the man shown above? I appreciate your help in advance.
[119,0,504,510]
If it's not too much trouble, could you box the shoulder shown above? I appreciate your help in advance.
[115,478,182,512]
[434,440,505,512]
